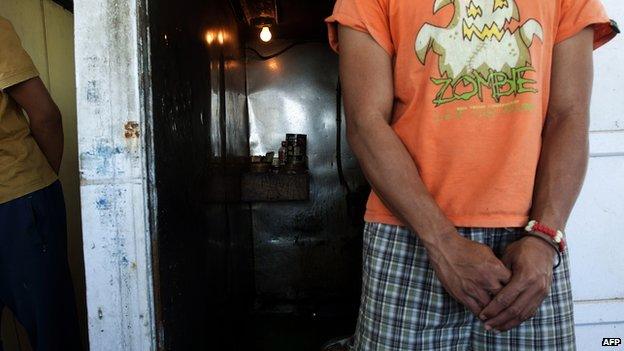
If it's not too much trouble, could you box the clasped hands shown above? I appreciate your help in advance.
[428,233,556,332]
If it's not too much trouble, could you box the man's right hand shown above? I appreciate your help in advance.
[425,232,512,316]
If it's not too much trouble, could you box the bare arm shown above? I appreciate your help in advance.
[480,27,595,331]
[339,25,510,315]
[339,27,453,245]
[531,30,593,231]
[6,77,64,174]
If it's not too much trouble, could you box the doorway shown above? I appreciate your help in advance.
[147,0,368,349]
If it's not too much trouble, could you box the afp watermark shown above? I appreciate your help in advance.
[603,338,622,347]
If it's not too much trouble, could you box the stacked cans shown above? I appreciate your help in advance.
[285,134,307,173]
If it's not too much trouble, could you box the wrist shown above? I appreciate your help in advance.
[420,228,463,264]
[418,226,459,249]
[404,212,458,250]
[530,211,567,233]
[525,219,567,252]
[521,235,558,259]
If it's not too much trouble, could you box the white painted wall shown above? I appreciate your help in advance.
[567,0,624,349]
[74,0,156,350]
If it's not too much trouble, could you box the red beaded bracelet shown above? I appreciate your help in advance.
[525,220,566,253]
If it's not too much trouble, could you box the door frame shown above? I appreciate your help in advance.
[74,0,158,349]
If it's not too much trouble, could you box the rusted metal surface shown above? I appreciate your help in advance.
[74,0,156,350]
[124,121,140,139]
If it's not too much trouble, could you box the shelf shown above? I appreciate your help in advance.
[241,172,310,202]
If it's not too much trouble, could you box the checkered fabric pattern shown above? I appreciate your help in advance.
[353,223,576,351]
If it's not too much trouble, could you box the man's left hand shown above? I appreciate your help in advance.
[478,236,556,332]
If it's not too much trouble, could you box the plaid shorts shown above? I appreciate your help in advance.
[353,222,576,351]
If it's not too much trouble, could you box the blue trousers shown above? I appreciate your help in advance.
[0,181,82,350]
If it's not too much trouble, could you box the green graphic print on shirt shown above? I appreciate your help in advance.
[415,0,544,106]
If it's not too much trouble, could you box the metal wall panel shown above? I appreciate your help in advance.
[246,42,368,306]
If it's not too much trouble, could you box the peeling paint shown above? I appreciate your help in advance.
[79,141,125,180]
[86,80,101,103]
[96,197,111,210]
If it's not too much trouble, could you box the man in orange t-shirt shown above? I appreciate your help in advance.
[326,0,618,349]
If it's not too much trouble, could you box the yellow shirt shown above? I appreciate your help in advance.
[0,17,57,204]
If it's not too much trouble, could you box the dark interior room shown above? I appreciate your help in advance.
[148,0,370,349]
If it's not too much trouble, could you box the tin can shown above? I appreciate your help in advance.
[278,141,287,166]
[271,155,281,173]
[295,134,307,166]
[286,134,297,165]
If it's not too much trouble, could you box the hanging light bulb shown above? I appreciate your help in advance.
[260,26,272,43]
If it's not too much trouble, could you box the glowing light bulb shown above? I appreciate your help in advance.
[205,32,214,45]
[260,26,272,42]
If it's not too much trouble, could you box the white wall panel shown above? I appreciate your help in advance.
[568,157,624,301]
[568,0,624,346]
[590,0,624,131]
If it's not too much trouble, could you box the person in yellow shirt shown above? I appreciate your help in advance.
[0,16,82,350]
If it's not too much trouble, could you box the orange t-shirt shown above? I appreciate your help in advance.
[327,0,617,227]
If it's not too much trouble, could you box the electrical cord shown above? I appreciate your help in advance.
[245,40,321,61]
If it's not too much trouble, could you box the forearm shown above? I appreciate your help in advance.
[530,27,594,232]
[530,112,589,230]
[338,25,457,248]
[348,119,456,246]
[5,77,65,174]
[30,112,64,174]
